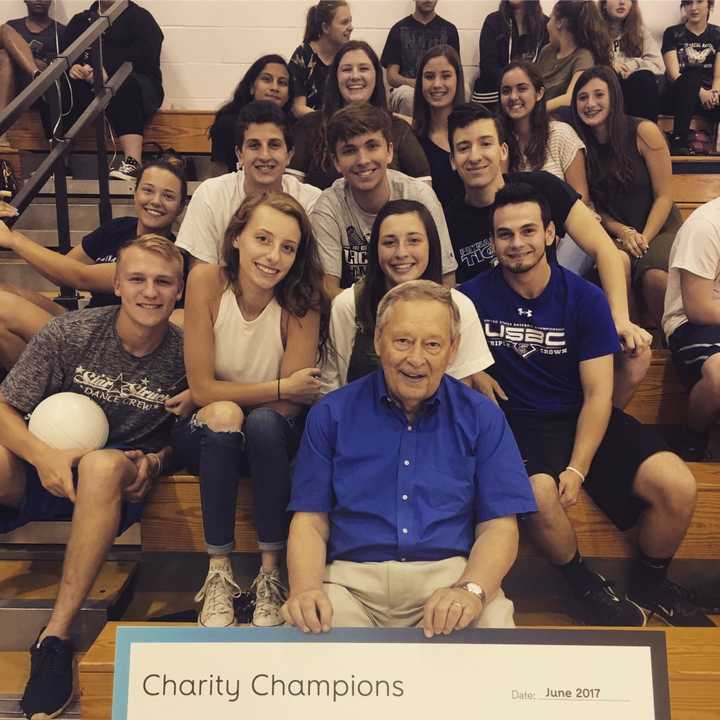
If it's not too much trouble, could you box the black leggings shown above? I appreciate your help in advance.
[65,72,162,137]
[664,67,720,142]
[619,70,660,122]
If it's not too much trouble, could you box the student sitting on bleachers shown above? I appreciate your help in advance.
[599,0,664,122]
[176,102,320,267]
[288,40,430,190]
[380,0,460,118]
[411,45,465,211]
[176,192,327,628]
[663,196,720,460]
[662,0,720,155]
[471,0,548,110]
[208,55,295,177]
[445,103,650,408]
[0,236,189,720]
[462,182,713,627]
[322,198,495,395]
[61,0,165,181]
[0,0,64,144]
[283,280,537,634]
[289,0,353,118]
[0,157,187,370]
[310,102,455,300]
[498,61,589,203]
[535,0,612,114]
[572,66,682,329]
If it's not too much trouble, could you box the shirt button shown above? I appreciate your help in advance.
[402,494,409,501]
[402,528,408,534]
[407,425,413,431]
[403,460,410,466]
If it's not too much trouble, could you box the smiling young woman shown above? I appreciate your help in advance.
[176,191,329,630]
[289,40,430,189]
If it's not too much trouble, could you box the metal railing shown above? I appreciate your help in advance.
[0,0,131,307]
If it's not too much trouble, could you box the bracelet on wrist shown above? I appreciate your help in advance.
[565,465,585,484]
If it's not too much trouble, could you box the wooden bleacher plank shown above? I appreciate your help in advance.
[143,462,720,560]
[624,349,686,425]
[671,174,720,206]
[6,110,213,154]
[0,560,136,602]
[0,651,30,695]
[78,621,720,720]
[141,476,257,552]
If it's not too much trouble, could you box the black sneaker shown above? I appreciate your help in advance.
[573,572,647,626]
[20,633,75,719]
[627,579,716,627]
[109,155,141,181]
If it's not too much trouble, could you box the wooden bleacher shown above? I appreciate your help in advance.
[138,350,719,561]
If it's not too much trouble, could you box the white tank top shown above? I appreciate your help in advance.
[213,286,284,383]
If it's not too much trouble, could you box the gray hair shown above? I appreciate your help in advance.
[375,280,461,341]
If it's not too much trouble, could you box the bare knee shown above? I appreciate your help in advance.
[634,452,697,515]
[196,401,244,432]
[616,344,651,385]
[77,449,135,496]
[529,474,562,517]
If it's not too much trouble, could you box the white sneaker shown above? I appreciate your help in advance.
[251,568,287,627]
[195,565,242,627]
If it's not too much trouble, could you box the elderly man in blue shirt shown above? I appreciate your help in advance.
[282,280,537,636]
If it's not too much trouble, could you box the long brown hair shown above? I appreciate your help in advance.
[221,193,329,353]
[412,45,465,139]
[571,66,635,209]
[499,61,550,172]
[599,0,644,58]
[303,0,348,42]
[500,0,547,51]
[553,1,613,67]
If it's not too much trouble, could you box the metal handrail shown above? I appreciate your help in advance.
[0,0,130,308]
[0,0,129,136]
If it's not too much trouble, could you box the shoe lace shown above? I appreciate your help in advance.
[195,568,242,616]
[251,571,287,612]
[584,577,629,617]
[655,580,700,616]
[30,639,71,681]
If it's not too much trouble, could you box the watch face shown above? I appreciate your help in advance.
[464,582,484,598]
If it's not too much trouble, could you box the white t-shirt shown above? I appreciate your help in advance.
[321,285,494,393]
[516,121,585,181]
[663,198,720,340]
[310,169,458,288]
[175,171,322,264]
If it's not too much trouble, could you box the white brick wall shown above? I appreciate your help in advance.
[1,0,716,110]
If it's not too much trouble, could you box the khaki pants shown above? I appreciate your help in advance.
[324,557,515,629]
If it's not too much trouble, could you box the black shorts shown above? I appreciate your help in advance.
[506,408,669,530]
[0,459,143,537]
[668,321,720,388]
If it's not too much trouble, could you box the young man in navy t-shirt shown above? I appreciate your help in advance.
[446,103,651,410]
[460,183,712,627]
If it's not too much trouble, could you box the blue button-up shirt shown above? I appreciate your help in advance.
[289,370,537,563]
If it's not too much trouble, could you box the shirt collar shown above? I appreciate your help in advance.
[372,368,443,417]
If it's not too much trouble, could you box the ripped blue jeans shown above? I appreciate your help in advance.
[171,407,304,554]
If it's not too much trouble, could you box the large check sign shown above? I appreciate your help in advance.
[113,627,670,719]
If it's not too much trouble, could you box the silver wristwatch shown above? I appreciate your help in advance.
[454,581,486,606]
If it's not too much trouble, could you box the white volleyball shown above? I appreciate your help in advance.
[28,392,109,450]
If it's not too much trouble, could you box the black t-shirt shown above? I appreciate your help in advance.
[418,135,464,211]
[662,23,720,88]
[81,217,185,308]
[62,1,164,95]
[447,171,579,283]
[6,18,64,64]
[380,15,460,78]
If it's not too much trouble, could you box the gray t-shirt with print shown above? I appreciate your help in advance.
[0,306,185,453]
[310,169,458,288]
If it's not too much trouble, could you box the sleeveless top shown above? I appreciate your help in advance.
[213,285,284,383]
[347,281,379,383]
[595,118,682,234]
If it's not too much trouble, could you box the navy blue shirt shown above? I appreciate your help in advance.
[460,264,620,416]
[289,370,536,563]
